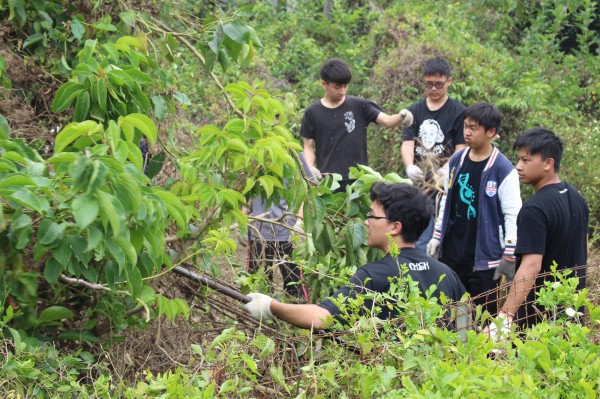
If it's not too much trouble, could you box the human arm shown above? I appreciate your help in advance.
[493,169,522,281]
[401,140,425,182]
[499,253,543,316]
[242,293,332,329]
[303,138,316,168]
[375,109,413,129]
[271,301,332,329]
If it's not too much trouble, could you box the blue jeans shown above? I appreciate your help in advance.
[415,197,436,254]
[415,214,434,254]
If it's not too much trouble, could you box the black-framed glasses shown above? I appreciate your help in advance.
[423,78,449,90]
[366,211,389,220]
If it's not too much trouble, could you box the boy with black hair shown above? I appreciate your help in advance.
[428,102,521,316]
[487,128,589,336]
[401,56,467,253]
[302,58,413,193]
[242,182,466,329]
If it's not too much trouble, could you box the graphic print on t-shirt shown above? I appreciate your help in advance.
[344,111,356,133]
[415,119,445,156]
[457,173,477,220]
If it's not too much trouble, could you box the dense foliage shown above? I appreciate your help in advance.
[0,0,599,397]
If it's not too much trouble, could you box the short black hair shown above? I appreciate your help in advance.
[320,58,352,85]
[513,127,563,172]
[369,182,431,244]
[423,56,452,77]
[464,102,502,134]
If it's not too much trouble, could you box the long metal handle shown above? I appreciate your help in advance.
[173,266,251,304]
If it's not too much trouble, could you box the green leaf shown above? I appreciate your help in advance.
[93,22,117,32]
[51,241,71,267]
[71,18,85,40]
[0,114,9,139]
[22,33,44,49]
[74,90,91,122]
[119,113,157,144]
[97,191,121,235]
[44,258,64,285]
[223,20,250,44]
[125,263,143,299]
[257,175,283,198]
[119,10,137,27]
[5,188,48,213]
[72,195,99,230]
[151,95,168,120]
[68,235,91,267]
[37,219,62,245]
[52,82,86,113]
[112,236,137,267]
[37,306,74,326]
[0,173,37,189]
[173,92,191,106]
[97,78,107,111]
[146,151,165,179]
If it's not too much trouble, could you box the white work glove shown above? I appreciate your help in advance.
[399,109,414,128]
[493,255,516,283]
[427,237,440,258]
[406,164,424,182]
[308,166,322,183]
[243,293,274,321]
[486,311,513,342]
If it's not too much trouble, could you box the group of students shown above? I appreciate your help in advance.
[242,56,589,335]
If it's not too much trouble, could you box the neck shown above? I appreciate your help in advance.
[468,144,493,161]
[534,174,561,192]
[427,95,448,110]
[321,95,345,108]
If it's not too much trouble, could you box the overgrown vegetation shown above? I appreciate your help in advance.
[0,0,599,397]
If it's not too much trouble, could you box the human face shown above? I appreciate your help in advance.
[515,148,553,190]
[463,117,494,151]
[321,81,348,105]
[423,74,451,102]
[364,201,395,251]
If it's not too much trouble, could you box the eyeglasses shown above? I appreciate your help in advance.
[366,211,389,220]
[423,78,449,90]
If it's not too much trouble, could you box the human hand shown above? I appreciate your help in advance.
[484,311,513,341]
[308,166,322,184]
[399,109,413,128]
[243,293,274,321]
[406,164,424,182]
[493,256,516,282]
[427,237,440,258]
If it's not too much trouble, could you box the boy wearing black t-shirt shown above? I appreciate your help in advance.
[301,58,413,193]
[401,57,467,253]
[488,128,589,335]
[428,103,522,316]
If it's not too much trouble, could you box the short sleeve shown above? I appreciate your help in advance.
[515,204,547,256]
[317,268,374,323]
[361,99,383,124]
[300,108,316,139]
[402,103,418,142]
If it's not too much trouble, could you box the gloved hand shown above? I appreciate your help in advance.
[308,166,322,184]
[242,293,274,321]
[399,109,414,128]
[493,256,516,282]
[406,164,424,182]
[486,310,513,342]
[427,237,440,258]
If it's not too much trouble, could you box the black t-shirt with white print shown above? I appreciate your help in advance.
[318,247,466,324]
[402,97,466,164]
[301,96,382,181]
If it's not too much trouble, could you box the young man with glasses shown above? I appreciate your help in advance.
[241,182,466,329]
[401,56,467,254]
